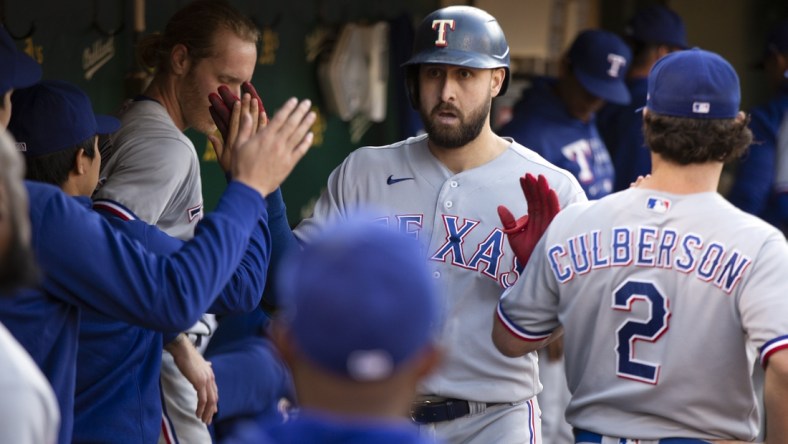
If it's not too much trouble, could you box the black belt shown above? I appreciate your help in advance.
[410,398,501,424]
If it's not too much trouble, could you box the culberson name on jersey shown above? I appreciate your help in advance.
[547,225,751,293]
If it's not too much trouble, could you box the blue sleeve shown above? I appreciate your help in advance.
[96,202,270,317]
[27,181,265,332]
[206,211,270,315]
[727,108,777,215]
[259,188,299,311]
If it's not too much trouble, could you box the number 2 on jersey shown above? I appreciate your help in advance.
[612,280,670,385]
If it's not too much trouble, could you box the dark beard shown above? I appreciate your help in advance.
[420,100,490,149]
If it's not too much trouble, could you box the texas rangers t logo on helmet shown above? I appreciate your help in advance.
[432,19,456,47]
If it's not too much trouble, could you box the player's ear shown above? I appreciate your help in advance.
[170,43,191,76]
[491,68,506,97]
[73,148,88,175]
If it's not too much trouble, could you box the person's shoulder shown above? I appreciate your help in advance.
[344,134,427,164]
[113,101,194,154]
[24,180,65,205]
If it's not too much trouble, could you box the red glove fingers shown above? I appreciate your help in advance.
[208,93,230,137]
[242,81,265,116]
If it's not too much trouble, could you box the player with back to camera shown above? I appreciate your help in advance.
[493,48,788,443]
[220,218,445,444]
[293,5,586,443]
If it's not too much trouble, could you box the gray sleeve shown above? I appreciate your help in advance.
[498,230,562,339]
[737,233,788,356]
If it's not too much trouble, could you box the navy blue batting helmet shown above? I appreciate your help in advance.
[402,6,510,108]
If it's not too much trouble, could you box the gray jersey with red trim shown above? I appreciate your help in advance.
[295,134,586,403]
[94,100,203,240]
[498,187,788,440]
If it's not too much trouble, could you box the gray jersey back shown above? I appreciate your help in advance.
[95,100,203,240]
[296,134,586,403]
[499,187,788,440]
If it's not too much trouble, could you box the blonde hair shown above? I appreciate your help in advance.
[137,0,259,73]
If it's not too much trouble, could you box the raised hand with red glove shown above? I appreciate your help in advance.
[207,82,267,173]
[497,173,560,268]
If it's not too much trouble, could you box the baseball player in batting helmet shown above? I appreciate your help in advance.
[294,5,586,443]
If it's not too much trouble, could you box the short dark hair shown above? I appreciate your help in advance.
[643,112,752,165]
[137,0,259,73]
[24,136,96,187]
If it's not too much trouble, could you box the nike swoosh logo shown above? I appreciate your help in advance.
[387,175,415,185]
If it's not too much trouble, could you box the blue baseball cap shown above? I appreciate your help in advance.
[0,25,42,95]
[8,80,119,157]
[625,5,688,49]
[567,29,632,105]
[276,217,441,382]
[646,48,740,119]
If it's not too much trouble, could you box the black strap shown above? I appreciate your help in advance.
[410,398,471,424]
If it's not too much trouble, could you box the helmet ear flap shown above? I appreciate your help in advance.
[405,66,420,109]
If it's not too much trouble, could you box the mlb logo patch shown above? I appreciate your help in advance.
[646,196,671,213]
[15,142,26,152]
[692,101,710,114]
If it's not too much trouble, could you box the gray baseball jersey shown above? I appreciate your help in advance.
[498,187,788,440]
[94,100,203,240]
[92,99,212,444]
[295,134,586,403]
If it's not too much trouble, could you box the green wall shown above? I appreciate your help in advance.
[5,0,436,225]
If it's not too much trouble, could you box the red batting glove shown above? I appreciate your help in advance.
[497,173,560,267]
[208,85,240,141]
[241,81,267,124]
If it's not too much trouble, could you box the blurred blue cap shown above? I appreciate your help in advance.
[568,29,632,105]
[0,25,42,95]
[9,80,120,157]
[276,216,441,381]
[625,4,688,49]
[646,48,740,119]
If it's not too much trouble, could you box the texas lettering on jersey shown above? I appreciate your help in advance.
[379,213,522,289]
[546,225,752,293]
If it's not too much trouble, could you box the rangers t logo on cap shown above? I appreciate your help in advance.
[432,19,456,47]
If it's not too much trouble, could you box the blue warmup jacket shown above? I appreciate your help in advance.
[72,189,275,444]
[727,86,788,228]
[498,77,614,199]
[0,180,266,444]
[597,77,650,192]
